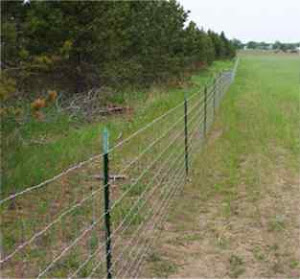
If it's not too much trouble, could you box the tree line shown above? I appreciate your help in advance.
[232,39,299,52]
[1,0,236,99]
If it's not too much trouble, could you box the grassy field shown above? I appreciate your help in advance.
[2,60,233,194]
[142,54,300,277]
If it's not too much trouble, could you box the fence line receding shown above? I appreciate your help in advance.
[0,59,239,278]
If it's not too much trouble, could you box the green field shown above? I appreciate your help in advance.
[142,54,300,277]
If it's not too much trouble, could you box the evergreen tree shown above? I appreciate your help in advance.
[1,0,236,95]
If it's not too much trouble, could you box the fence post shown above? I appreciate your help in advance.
[213,76,216,115]
[216,73,219,102]
[203,85,207,136]
[184,92,189,176]
[218,73,222,105]
[103,128,112,279]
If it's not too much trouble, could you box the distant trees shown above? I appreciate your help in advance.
[246,41,271,49]
[273,41,299,52]
[231,39,243,50]
[245,40,299,52]
[247,41,258,49]
[1,0,236,96]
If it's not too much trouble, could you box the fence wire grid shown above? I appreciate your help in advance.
[1,59,239,278]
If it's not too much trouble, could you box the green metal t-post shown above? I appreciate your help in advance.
[103,128,112,279]
[184,92,189,177]
[204,85,207,136]
[213,76,216,115]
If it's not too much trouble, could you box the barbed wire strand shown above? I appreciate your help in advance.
[0,155,103,205]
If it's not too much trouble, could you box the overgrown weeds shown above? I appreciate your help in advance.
[2,60,232,194]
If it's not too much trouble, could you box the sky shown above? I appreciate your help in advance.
[178,0,300,43]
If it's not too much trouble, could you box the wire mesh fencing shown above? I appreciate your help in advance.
[0,59,239,278]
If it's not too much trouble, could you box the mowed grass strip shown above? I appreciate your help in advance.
[141,54,300,278]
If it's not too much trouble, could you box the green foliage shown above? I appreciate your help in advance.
[183,22,215,67]
[220,31,236,58]
[1,0,235,94]
[231,39,243,49]
[208,30,236,60]
[273,41,299,52]
[247,41,259,49]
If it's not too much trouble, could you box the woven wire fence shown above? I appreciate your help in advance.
[0,59,239,278]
